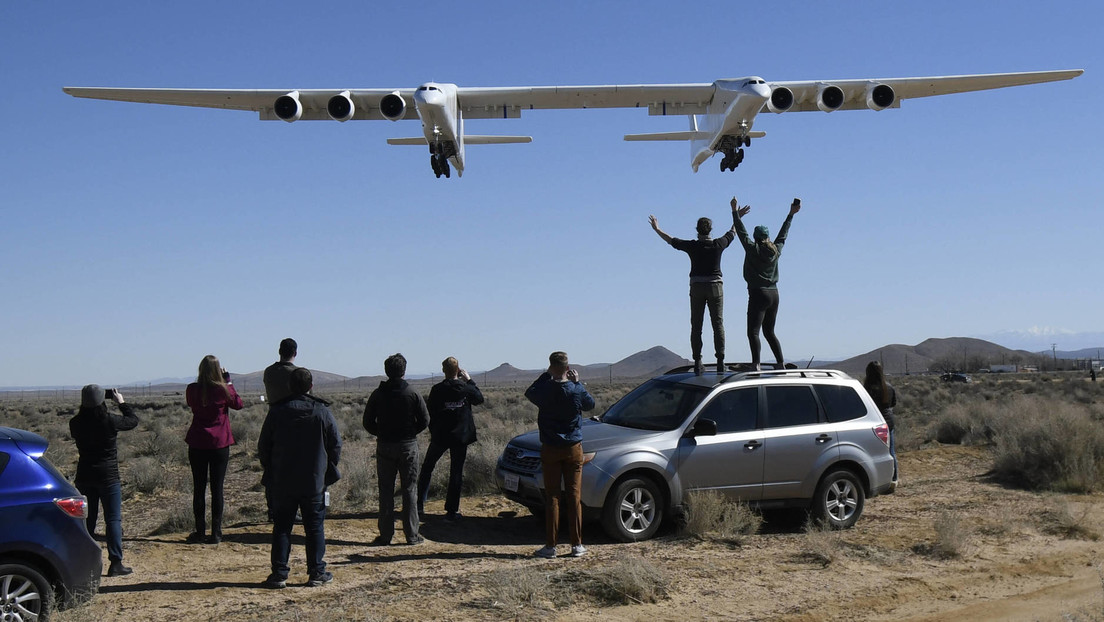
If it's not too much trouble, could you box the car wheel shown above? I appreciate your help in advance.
[0,562,54,621]
[811,469,865,529]
[602,477,664,542]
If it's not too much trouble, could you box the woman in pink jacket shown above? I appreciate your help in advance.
[185,354,243,544]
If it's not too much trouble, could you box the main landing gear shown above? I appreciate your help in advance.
[718,136,752,172]
[429,143,453,178]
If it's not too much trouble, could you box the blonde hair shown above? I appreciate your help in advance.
[442,357,459,378]
[196,354,228,407]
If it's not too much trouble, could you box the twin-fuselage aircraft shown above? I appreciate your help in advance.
[64,69,1082,178]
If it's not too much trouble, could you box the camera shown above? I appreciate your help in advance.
[104,388,117,401]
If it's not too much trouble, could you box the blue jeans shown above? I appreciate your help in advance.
[417,440,468,515]
[78,479,123,562]
[269,491,327,581]
[377,440,420,542]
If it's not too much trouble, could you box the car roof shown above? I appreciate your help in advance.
[660,367,856,389]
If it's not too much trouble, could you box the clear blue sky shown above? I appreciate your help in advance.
[1,1,1099,387]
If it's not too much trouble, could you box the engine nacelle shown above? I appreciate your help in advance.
[273,91,302,122]
[865,83,895,111]
[327,91,355,122]
[766,86,794,113]
[379,91,406,121]
[817,84,845,113]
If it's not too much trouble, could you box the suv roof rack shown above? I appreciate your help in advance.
[664,363,850,381]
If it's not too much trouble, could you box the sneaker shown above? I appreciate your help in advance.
[185,532,205,544]
[263,575,287,589]
[370,535,391,546]
[533,546,557,559]
[716,359,725,374]
[444,512,462,523]
[570,545,587,558]
[307,571,334,587]
[693,359,704,376]
[406,536,425,546]
[106,561,133,577]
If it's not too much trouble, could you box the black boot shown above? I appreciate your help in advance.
[693,358,703,375]
[716,359,725,374]
[107,560,133,577]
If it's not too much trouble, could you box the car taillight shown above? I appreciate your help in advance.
[54,496,88,519]
[873,423,890,446]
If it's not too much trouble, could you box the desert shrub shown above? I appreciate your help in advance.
[329,443,376,512]
[1042,498,1100,541]
[928,402,998,446]
[124,456,171,497]
[148,497,194,536]
[990,398,1104,492]
[801,517,843,566]
[931,510,970,559]
[573,557,669,605]
[680,490,762,542]
[482,565,552,610]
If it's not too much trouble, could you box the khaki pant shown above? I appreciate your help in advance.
[541,442,584,547]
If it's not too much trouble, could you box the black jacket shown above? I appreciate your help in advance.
[363,379,429,443]
[69,403,139,485]
[426,378,484,446]
[258,394,342,498]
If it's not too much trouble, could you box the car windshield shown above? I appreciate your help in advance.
[599,379,708,431]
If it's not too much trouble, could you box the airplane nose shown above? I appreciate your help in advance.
[752,83,771,99]
[415,89,445,106]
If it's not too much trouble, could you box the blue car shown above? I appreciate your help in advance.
[1,426,102,620]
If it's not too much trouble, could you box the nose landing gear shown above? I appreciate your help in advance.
[429,142,454,178]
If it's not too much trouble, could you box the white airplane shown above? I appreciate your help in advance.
[64,69,1082,178]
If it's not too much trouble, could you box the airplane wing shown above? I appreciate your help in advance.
[766,70,1084,113]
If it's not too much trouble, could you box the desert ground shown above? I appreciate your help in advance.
[6,373,1100,621]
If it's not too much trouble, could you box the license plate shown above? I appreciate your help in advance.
[504,472,519,492]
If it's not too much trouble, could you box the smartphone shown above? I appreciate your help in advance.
[104,388,117,401]
[793,198,801,206]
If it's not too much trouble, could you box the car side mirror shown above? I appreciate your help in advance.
[688,418,717,437]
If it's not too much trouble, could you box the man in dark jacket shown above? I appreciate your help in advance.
[363,353,429,545]
[262,337,298,405]
[416,356,484,522]
[525,351,595,559]
[649,201,740,375]
[70,385,138,576]
[258,367,342,588]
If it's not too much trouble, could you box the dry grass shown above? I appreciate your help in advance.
[680,490,762,543]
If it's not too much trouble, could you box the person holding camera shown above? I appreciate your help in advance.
[733,196,801,371]
[185,354,243,544]
[525,351,595,559]
[417,356,484,522]
[70,384,139,576]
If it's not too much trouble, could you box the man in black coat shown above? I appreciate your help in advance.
[416,356,484,521]
[258,367,342,588]
[363,353,429,545]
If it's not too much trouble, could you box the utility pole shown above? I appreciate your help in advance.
[1052,343,1058,370]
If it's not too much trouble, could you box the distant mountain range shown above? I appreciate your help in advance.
[5,339,1100,393]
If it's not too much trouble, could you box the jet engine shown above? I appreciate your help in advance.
[766,86,795,113]
[273,91,303,122]
[865,83,895,111]
[327,91,355,122]
[379,91,406,121]
[817,84,845,112]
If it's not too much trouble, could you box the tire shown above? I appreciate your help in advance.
[811,469,865,529]
[0,561,54,621]
[601,477,664,542]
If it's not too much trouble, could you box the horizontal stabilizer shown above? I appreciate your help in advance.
[464,135,532,145]
[386,137,427,145]
[624,130,766,142]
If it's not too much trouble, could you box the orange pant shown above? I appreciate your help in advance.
[540,442,583,547]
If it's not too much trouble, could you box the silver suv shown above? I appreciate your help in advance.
[496,367,896,541]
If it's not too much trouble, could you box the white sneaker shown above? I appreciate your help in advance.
[534,546,557,559]
[570,544,587,557]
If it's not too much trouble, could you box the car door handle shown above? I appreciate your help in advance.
[744,440,762,450]
[815,434,833,444]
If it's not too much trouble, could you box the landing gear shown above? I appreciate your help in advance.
[719,147,744,172]
[428,142,454,178]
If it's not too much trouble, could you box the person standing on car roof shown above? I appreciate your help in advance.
[525,351,595,559]
[417,356,484,522]
[69,384,138,577]
[863,361,899,483]
[650,201,739,375]
[734,196,801,371]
